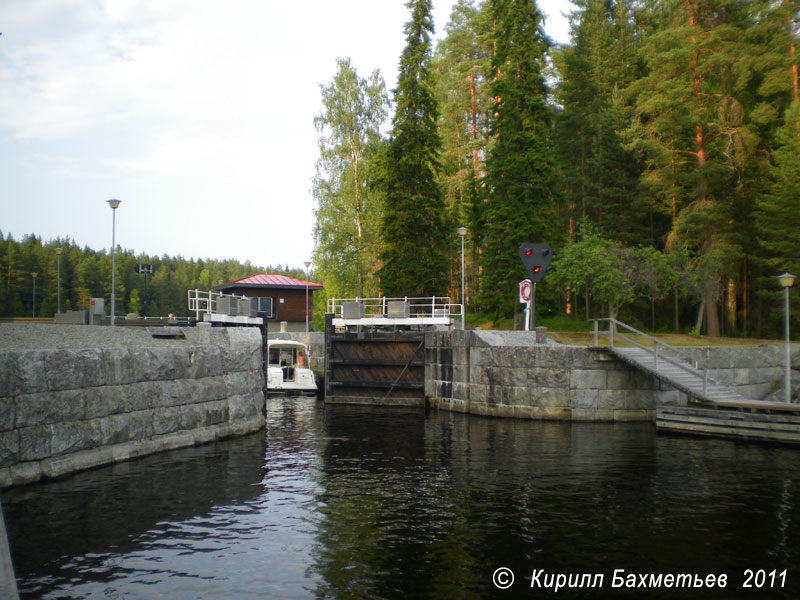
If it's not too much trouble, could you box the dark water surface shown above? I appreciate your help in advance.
[3,397,800,599]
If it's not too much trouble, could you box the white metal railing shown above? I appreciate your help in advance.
[188,289,220,318]
[591,318,716,394]
[188,289,259,320]
[327,296,464,327]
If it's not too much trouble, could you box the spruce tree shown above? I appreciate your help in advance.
[555,0,646,244]
[755,100,800,277]
[379,0,448,298]
[480,0,561,321]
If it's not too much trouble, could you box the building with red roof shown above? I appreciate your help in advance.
[215,274,323,332]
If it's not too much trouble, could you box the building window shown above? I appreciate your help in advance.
[259,297,276,318]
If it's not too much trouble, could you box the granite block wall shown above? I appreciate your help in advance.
[0,324,265,488]
[425,331,794,421]
[425,330,664,421]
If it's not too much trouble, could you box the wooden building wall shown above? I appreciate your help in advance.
[225,287,315,323]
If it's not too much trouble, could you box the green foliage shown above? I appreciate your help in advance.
[479,0,561,321]
[313,57,389,299]
[539,314,592,332]
[0,233,294,318]
[550,224,682,324]
[303,0,800,337]
[378,0,449,297]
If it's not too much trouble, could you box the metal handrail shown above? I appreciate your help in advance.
[591,318,716,393]
[327,296,463,323]
[187,289,253,319]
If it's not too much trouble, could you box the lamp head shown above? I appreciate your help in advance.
[457,227,468,237]
[304,261,311,269]
[777,272,797,289]
[107,198,121,209]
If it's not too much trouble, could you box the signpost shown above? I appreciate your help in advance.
[518,243,553,331]
[136,264,154,316]
[519,279,533,331]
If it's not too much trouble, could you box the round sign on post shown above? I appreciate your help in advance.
[519,279,532,303]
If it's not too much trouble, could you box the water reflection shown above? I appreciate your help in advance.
[3,397,800,599]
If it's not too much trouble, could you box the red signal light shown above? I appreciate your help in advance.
[525,249,533,256]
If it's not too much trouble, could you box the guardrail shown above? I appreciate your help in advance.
[590,318,715,394]
[187,289,261,322]
[188,289,221,318]
[327,296,464,328]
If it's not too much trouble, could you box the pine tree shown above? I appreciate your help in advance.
[432,0,494,305]
[479,0,561,321]
[627,0,756,336]
[379,0,449,298]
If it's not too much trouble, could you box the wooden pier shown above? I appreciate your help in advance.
[657,403,800,444]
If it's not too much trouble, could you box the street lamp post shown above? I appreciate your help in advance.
[31,272,37,318]
[304,261,311,333]
[107,199,121,325]
[777,272,796,403]
[457,226,467,306]
[56,247,62,314]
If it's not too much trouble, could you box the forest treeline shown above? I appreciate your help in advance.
[0,232,303,318]
[312,0,800,338]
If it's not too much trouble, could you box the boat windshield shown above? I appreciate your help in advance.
[268,346,307,368]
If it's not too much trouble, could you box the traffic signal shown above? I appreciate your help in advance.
[518,243,552,283]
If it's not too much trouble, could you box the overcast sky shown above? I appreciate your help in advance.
[0,0,574,270]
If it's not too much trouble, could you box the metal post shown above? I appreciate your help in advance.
[593,320,598,347]
[703,346,710,395]
[111,207,116,324]
[609,318,614,348]
[107,199,121,325]
[654,341,658,369]
[56,247,62,314]
[785,285,791,403]
[31,272,37,318]
[777,273,796,403]
[531,282,536,331]
[304,261,311,333]
[461,233,465,306]
[461,234,465,330]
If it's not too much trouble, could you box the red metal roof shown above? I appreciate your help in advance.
[216,273,323,290]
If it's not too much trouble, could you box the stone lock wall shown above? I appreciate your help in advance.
[425,331,797,421]
[681,345,799,402]
[425,330,670,421]
[0,324,265,488]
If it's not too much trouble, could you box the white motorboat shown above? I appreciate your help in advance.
[267,339,317,395]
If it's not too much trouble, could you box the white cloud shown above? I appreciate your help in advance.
[0,0,574,268]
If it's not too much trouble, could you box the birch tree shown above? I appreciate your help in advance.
[313,58,388,299]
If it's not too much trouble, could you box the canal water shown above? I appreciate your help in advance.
[3,396,800,599]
